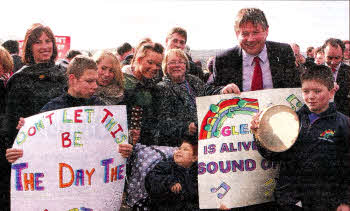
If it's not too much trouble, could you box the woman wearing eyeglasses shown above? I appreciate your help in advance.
[156,49,209,147]
[123,41,164,146]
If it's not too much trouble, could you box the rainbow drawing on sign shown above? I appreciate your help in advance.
[199,97,259,140]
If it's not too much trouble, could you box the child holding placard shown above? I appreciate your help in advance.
[6,55,133,163]
[251,64,350,211]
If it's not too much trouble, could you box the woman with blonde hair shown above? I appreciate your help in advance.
[124,41,164,145]
[93,50,124,105]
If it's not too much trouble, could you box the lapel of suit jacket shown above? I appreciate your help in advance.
[265,41,280,84]
[336,63,346,84]
[233,46,244,90]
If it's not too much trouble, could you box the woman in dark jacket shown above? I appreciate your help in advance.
[156,49,214,146]
[0,45,14,211]
[5,23,66,140]
[2,24,66,211]
[123,41,164,146]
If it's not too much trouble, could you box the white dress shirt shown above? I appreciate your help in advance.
[242,45,274,91]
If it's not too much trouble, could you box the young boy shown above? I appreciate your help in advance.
[145,135,199,211]
[251,64,350,211]
[6,56,132,162]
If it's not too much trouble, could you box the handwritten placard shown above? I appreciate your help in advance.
[196,88,303,209]
[11,105,128,211]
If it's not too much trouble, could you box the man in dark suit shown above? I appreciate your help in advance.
[208,8,302,211]
[209,8,300,95]
[323,38,350,116]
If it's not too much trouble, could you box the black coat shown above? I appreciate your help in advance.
[5,62,66,140]
[145,158,199,211]
[1,62,66,211]
[40,92,105,113]
[156,75,206,146]
[334,63,350,117]
[0,81,9,210]
[209,41,300,91]
[258,103,350,210]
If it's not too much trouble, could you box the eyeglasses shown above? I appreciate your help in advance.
[167,61,187,66]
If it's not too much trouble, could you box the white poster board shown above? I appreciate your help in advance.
[196,88,304,209]
[11,105,128,211]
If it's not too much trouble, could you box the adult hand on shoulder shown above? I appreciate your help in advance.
[220,83,241,95]
[6,148,23,163]
[337,204,350,211]
[188,122,197,135]
[16,117,25,130]
[170,183,182,194]
[118,143,133,158]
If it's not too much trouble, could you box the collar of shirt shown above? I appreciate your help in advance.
[326,63,341,72]
[326,63,341,80]
[242,44,268,67]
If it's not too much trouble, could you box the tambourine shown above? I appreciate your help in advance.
[256,105,300,152]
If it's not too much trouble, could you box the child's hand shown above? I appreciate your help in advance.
[337,204,350,211]
[188,122,197,135]
[170,183,182,194]
[250,111,262,134]
[118,143,133,158]
[16,117,25,130]
[6,148,23,163]
[219,204,230,210]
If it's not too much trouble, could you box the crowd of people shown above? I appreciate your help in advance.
[0,7,349,211]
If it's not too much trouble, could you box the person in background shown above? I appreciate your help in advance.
[145,135,199,211]
[165,27,204,81]
[290,43,306,69]
[1,40,23,73]
[251,65,350,211]
[343,40,350,65]
[56,49,82,72]
[314,46,325,65]
[322,38,350,116]
[305,46,315,63]
[0,45,14,211]
[204,56,215,83]
[117,42,134,66]
[209,8,299,95]
[93,50,124,105]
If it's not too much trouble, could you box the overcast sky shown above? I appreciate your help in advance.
[1,0,348,51]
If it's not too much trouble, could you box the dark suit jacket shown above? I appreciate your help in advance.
[335,63,350,116]
[210,41,300,90]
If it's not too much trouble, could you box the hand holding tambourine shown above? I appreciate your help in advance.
[250,105,300,152]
